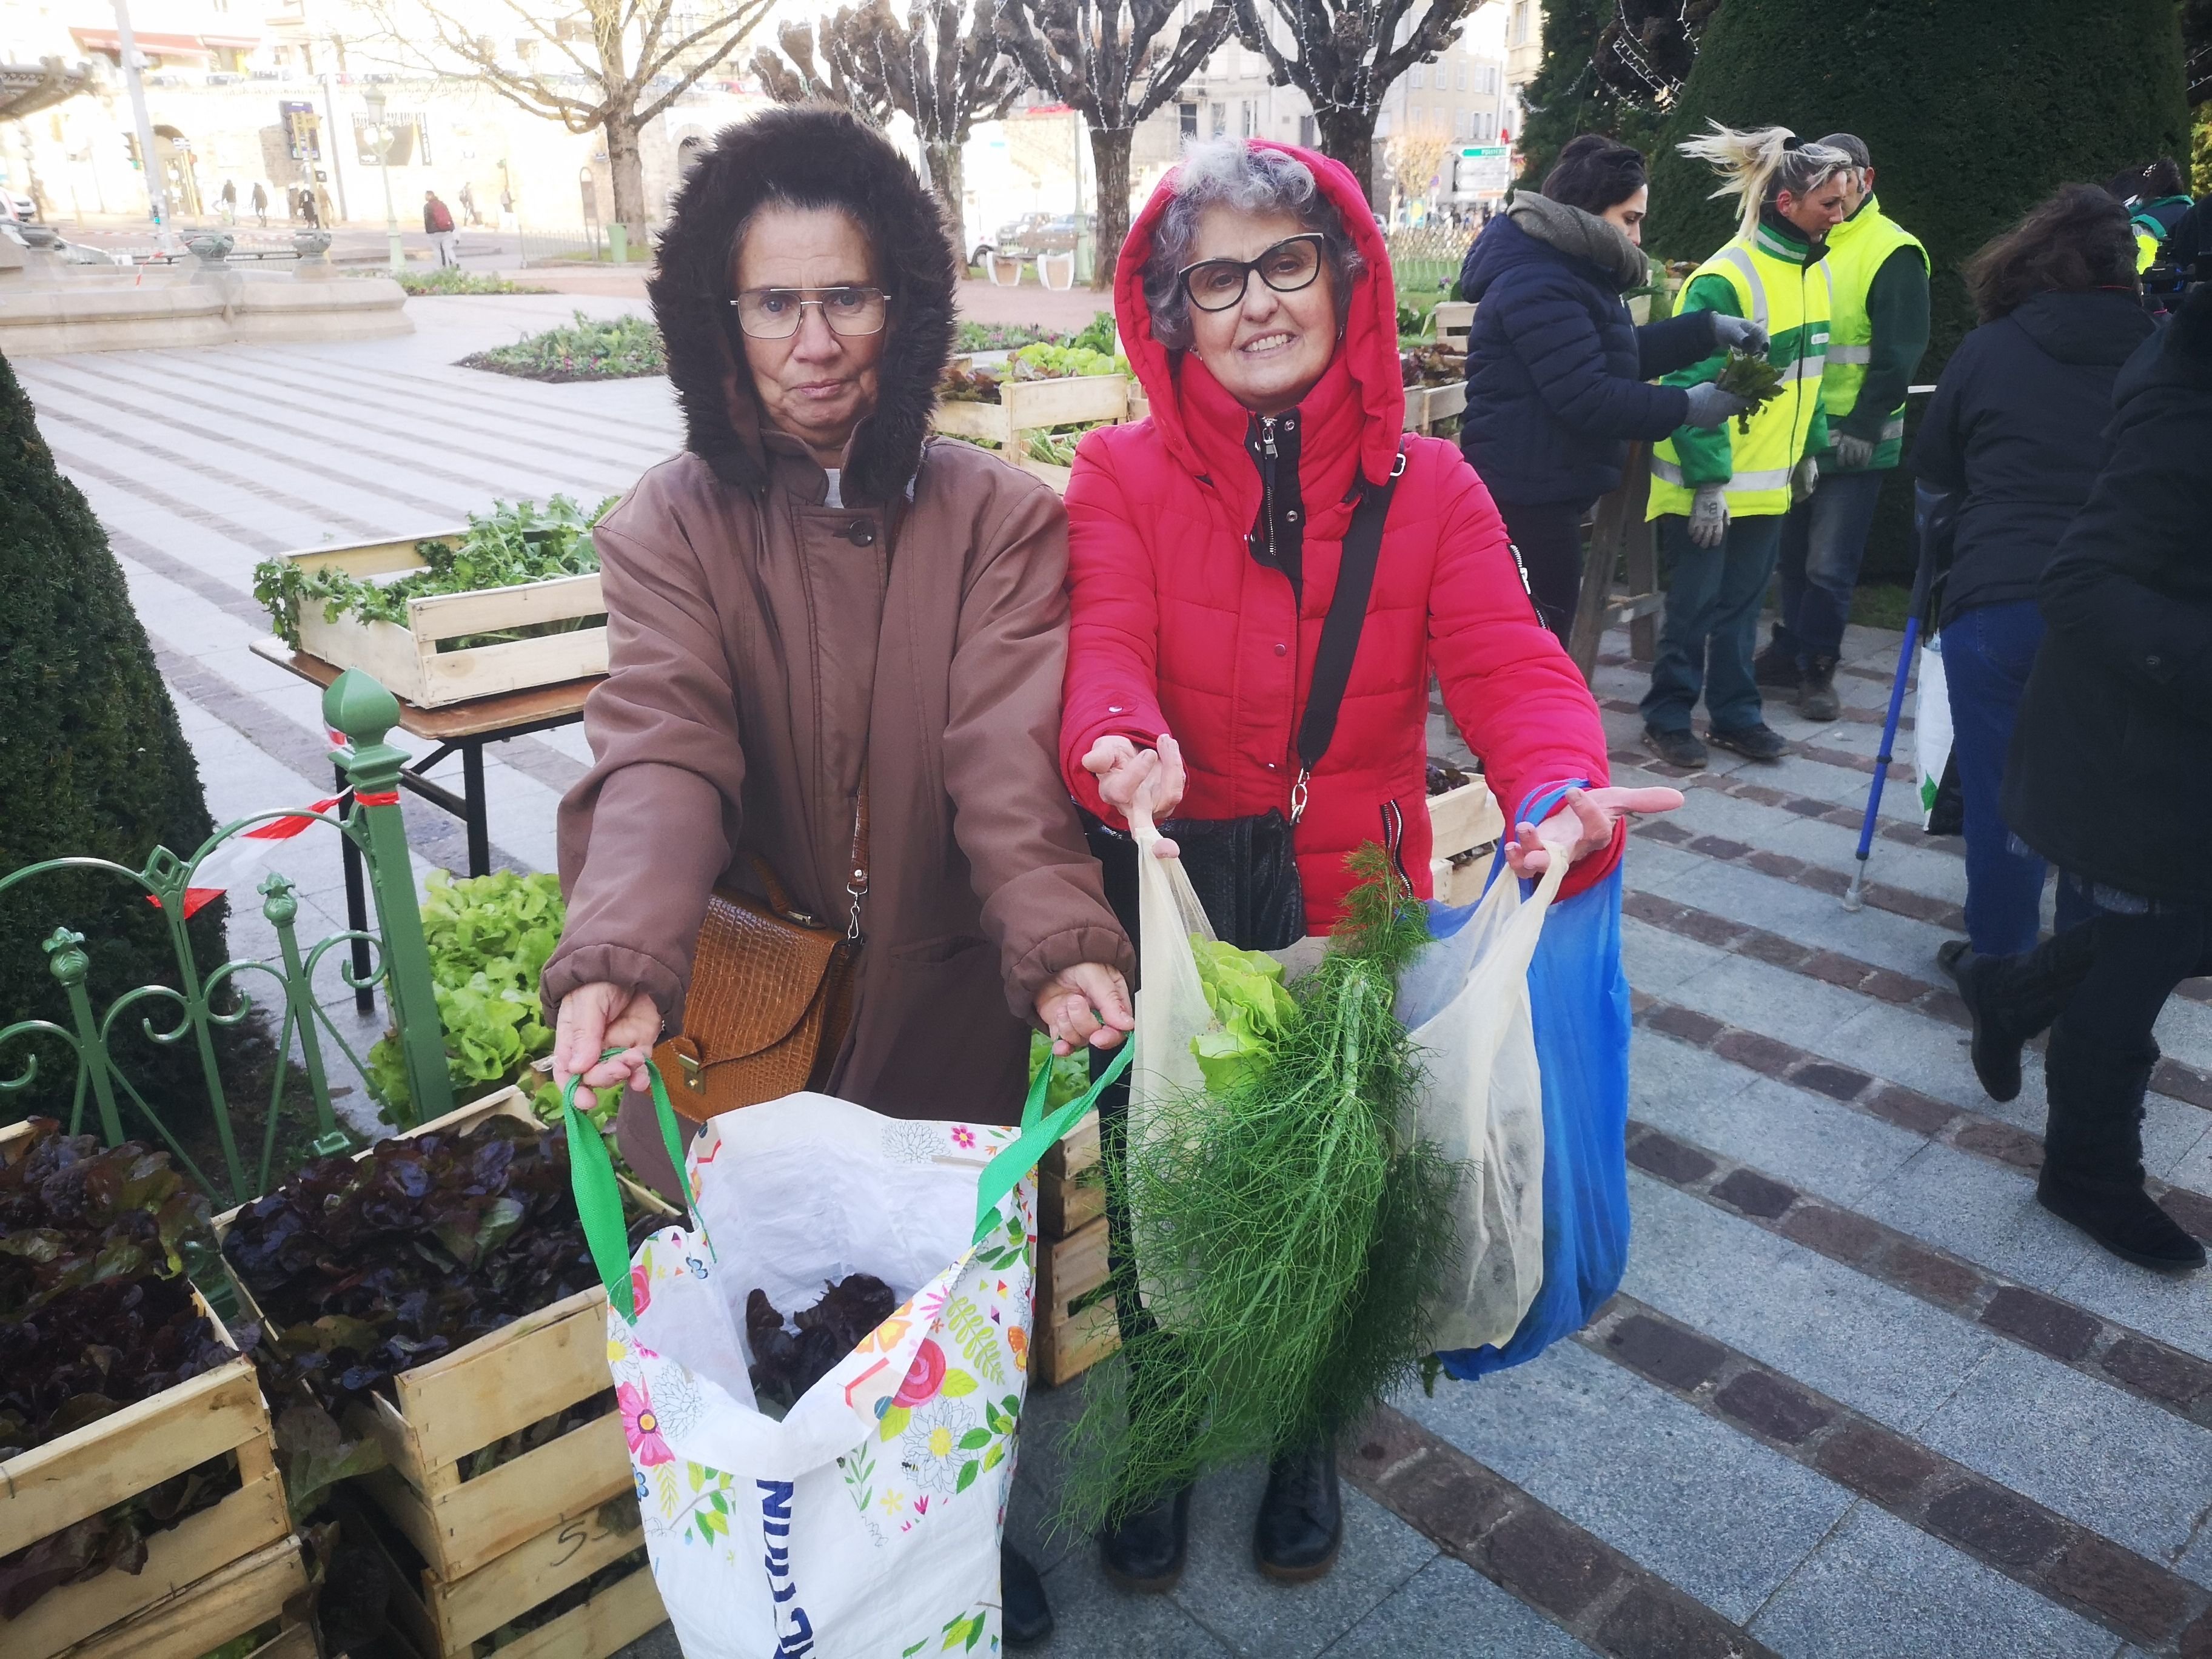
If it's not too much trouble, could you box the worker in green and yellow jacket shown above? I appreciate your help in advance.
[1640,126,1854,771]
[1757,133,1931,721]
[2110,158,2192,273]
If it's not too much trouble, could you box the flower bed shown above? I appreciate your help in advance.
[458,312,665,383]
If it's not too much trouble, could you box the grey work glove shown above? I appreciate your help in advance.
[1682,382,1752,431]
[1792,455,1820,503]
[1832,433,1877,469]
[1687,484,1729,548]
[1709,313,1770,357]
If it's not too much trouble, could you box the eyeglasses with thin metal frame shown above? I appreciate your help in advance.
[728,285,890,338]
[1176,233,1326,312]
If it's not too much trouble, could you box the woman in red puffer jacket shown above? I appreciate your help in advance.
[1058,137,1680,1597]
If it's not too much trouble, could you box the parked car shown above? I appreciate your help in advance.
[2,190,38,224]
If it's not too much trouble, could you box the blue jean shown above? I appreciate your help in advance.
[1941,600,2091,954]
[1774,469,1887,662]
[1641,512,1785,735]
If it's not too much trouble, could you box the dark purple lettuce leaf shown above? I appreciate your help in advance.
[221,1118,599,1412]
[0,1122,236,1622]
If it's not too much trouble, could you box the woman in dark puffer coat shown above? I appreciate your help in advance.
[1945,280,2212,1276]
[1458,135,1763,636]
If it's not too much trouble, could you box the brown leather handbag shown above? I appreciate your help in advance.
[652,793,868,1124]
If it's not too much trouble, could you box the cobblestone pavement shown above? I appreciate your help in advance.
[25,305,2212,1658]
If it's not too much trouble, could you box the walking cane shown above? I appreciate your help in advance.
[1843,481,1951,913]
[1843,612,1918,911]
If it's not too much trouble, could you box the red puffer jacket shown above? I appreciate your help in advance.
[1059,142,1620,925]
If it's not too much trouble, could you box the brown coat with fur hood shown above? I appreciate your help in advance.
[539,107,1130,1134]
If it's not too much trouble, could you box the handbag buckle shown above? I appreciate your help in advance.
[673,1037,707,1096]
[1289,766,1312,825]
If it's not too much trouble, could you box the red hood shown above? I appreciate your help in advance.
[1114,141,1406,493]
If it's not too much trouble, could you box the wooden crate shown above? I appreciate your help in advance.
[1033,1211,1118,1389]
[347,1491,663,1659]
[932,373,1133,449]
[276,531,608,708]
[220,1087,652,1582]
[1430,300,1476,352]
[1,1118,298,1659]
[1038,1108,1103,1239]
[1403,379,1467,434]
[1428,775,1505,908]
[45,1540,308,1659]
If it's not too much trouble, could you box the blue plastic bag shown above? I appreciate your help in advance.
[1429,784,1632,1381]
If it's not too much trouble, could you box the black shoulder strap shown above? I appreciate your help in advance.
[1292,449,1404,812]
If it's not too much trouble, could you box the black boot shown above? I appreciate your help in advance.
[2039,1050,2205,1273]
[1099,1484,1191,1593]
[1002,1544,1053,1646]
[1255,1438,1342,1584]
[1752,631,1803,688]
[1940,930,2094,1104]
[1796,654,1841,722]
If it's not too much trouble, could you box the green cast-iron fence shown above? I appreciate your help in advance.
[0,669,454,1210]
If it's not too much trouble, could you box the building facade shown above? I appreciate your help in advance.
[0,0,757,235]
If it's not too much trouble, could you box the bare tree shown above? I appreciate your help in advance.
[748,16,893,124]
[994,0,1236,289]
[756,1,1023,258]
[1231,0,1477,203]
[364,0,776,247]
[1383,129,1451,215]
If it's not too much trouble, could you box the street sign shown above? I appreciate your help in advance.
[1455,146,1513,196]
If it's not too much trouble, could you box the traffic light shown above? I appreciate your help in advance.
[124,133,141,169]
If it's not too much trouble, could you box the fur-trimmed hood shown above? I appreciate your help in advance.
[647,106,956,504]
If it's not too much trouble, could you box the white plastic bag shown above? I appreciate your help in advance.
[1396,849,1569,1353]
[1915,636,1953,831]
[563,1055,1123,1659]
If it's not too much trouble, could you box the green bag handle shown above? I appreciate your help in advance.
[563,1042,1136,1322]
[971,1041,1133,1245]
[563,1053,704,1326]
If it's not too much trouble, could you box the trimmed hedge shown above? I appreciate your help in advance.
[1644,0,2190,575]
[0,349,227,1118]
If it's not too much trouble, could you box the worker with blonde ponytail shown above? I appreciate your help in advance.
[1640,124,1854,770]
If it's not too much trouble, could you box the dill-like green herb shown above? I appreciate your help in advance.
[1056,848,1464,1533]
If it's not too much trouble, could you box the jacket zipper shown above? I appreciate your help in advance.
[1259,414,1301,817]
[1259,415,1279,572]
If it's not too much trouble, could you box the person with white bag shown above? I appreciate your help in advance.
[1059,135,1682,1593]
[542,106,1137,1647]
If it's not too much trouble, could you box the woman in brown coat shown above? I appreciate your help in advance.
[545,107,1133,1102]
[540,116,1131,1639]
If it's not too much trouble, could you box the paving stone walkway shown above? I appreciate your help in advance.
[24,303,2212,1658]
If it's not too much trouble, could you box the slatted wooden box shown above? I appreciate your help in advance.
[342,1489,662,1659]
[1403,379,1468,434]
[274,531,606,708]
[218,1087,665,1583]
[1034,1113,1118,1387]
[0,1125,305,1659]
[937,374,1130,447]
[1429,774,1506,907]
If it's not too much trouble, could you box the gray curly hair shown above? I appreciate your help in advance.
[1141,138,1366,350]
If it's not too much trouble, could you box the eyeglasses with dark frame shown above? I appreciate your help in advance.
[1176,233,1326,312]
[729,285,890,338]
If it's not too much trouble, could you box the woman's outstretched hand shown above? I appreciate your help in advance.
[552,982,663,1094]
[1035,962,1136,1057]
[1082,732,1188,857]
[1502,785,1684,880]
